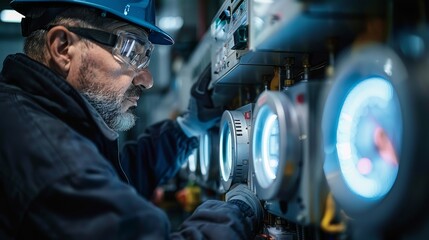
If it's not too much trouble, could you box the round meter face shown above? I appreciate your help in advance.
[253,105,281,188]
[336,77,402,200]
[251,91,301,201]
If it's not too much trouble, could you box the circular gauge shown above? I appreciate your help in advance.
[219,107,251,192]
[253,105,280,188]
[199,128,221,190]
[199,133,210,177]
[188,148,198,173]
[322,44,412,221]
[336,77,401,200]
[252,91,301,200]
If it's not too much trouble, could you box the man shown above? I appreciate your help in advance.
[0,0,262,239]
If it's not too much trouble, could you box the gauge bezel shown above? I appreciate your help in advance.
[251,91,302,200]
[321,43,419,227]
[219,109,251,192]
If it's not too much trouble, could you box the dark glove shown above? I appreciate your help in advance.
[177,64,223,137]
[226,184,264,233]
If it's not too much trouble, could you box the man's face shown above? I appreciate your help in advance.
[77,58,142,132]
[68,24,153,132]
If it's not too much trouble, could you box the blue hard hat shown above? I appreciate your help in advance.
[9,0,174,45]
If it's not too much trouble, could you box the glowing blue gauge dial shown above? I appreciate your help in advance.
[253,105,280,188]
[252,91,300,200]
[220,124,233,182]
[219,106,252,192]
[188,148,197,173]
[336,77,402,200]
[199,133,210,176]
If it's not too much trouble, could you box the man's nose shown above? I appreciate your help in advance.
[133,68,153,89]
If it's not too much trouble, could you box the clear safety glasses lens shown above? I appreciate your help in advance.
[63,26,154,71]
[112,31,154,70]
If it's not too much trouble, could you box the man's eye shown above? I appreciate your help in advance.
[129,51,137,58]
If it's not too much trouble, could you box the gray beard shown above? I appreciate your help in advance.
[81,90,136,132]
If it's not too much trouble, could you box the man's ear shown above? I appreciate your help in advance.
[45,26,76,76]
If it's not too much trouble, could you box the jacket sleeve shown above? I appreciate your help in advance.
[19,167,255,240]
[119,120,198,199]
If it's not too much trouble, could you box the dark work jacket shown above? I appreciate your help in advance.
[0,54,254,239]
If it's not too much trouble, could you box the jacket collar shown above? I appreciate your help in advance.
[1,53,119,140]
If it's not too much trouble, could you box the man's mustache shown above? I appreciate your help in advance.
[125,85,143,98]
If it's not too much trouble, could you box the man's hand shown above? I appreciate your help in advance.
[226,184,264,233]
[177,64,223,137]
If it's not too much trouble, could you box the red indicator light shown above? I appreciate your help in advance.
[296,94,305,104]
[244,111,251,119]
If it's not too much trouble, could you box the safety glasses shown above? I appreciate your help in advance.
[65,26,154,70]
